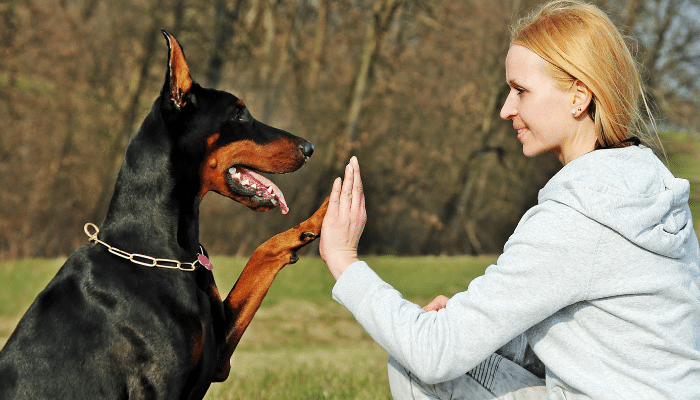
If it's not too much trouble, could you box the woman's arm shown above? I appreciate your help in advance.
[319,156,597,384]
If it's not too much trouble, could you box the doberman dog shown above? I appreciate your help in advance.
[0,31,329,399]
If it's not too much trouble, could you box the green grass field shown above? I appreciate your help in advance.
[664,131,700,234]
[0,255,495,399]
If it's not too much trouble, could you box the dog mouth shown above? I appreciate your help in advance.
[226,166,289,214]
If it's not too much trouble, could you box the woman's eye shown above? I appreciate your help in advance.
[515,87,525,95]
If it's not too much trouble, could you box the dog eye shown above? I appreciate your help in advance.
[231,109,248,122]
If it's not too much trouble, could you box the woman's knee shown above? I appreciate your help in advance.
[386,354,545,400]
[387,356,443,399]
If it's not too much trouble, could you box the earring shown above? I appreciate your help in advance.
[571,109,576,115]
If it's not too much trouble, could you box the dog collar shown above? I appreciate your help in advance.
[84,223,212,272]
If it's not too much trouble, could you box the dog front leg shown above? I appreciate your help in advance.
[214,198,329,381]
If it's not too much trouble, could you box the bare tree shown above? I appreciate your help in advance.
[610,0,700,126]
[204,0,245,88]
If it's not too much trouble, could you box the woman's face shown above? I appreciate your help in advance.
[500,45,593,165]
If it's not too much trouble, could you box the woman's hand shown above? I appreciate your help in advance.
[422,295,449,312]
[319,156,367,280]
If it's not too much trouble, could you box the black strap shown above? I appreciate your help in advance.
[596,136,641,150]
[616,136,641,147]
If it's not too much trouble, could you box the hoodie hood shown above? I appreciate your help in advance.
[539,146,693,259]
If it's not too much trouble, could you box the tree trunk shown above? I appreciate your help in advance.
[204,0,244,88]
[307,0,407,216]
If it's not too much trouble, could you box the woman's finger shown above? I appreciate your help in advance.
[328,177,342,218]
[339,160,354,216]
[350,156,363,214]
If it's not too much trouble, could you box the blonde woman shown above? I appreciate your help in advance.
[319,1,700,399]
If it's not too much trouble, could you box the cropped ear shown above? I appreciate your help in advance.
[162,30,193,110]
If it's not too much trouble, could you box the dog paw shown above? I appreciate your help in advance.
[294,197,329,237]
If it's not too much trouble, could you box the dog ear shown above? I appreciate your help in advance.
[161,30,193,111]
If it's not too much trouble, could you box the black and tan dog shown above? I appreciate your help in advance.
[0,31,328,399]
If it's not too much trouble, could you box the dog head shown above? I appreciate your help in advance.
[160,30,313,214]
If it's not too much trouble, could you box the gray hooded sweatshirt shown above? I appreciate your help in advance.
[332,145,700,399]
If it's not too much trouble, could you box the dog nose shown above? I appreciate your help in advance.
[299,141,314,159]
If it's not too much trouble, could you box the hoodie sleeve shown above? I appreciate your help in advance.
[332,200,600,384]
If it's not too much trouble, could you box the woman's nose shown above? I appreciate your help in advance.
[500,91,517,120]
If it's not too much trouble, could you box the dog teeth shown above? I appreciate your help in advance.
[271,198,278,206]
[267,187,274,194]
[228,167,242,180]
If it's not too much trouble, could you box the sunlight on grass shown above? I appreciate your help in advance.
[0,258,64,341]
[206,345,392,400]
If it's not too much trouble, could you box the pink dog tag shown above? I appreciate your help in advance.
[198,254,213,270]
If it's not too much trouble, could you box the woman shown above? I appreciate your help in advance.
[319,1,700,399]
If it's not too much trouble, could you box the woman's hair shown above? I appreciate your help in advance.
[510,0,658,150]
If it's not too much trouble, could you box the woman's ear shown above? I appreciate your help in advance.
[571,80,593,118]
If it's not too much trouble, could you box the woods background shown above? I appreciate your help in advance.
[1,0,698,259]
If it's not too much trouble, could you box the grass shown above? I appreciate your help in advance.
[204,255,495,399]
[0,258,65,338]
[663,131,700,237]
[0,255,495,399]
[209,345,392,399]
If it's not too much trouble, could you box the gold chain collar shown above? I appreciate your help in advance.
[83,223,211,272]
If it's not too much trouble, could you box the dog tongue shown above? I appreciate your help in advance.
[234,168,289,214]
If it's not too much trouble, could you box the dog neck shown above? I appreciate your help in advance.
[99,110,203,260]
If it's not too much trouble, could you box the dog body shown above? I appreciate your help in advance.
[0,31,328,399]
